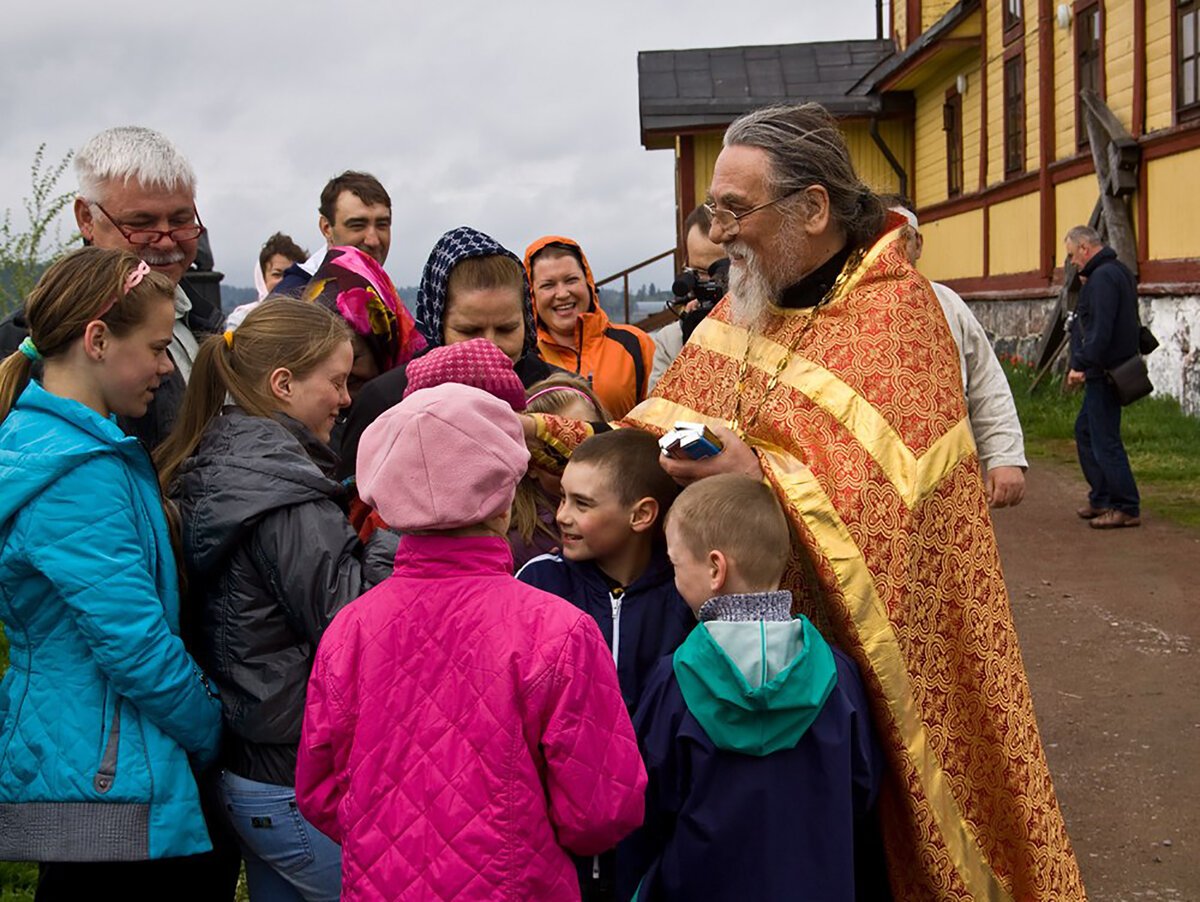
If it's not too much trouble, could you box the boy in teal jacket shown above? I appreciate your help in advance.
[623,475,887,901]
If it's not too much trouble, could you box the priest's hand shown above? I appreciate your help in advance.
[985,465,1026,508]
[658,425,764,486]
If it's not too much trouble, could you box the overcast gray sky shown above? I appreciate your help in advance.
[0,0,876,295]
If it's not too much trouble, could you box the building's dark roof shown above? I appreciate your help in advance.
[638,39,899,142]
[852,0,980,94]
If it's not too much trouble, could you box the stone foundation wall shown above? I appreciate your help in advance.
[1140,295,1200,417]
[963,296,1056,367]
[962,294,1200,417]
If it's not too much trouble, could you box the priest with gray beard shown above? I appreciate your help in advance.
[523,101,1088,900]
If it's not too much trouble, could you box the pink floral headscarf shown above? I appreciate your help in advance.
[303,246,426,371]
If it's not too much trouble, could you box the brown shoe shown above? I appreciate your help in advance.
[1077,505,1110,519]
[1090,510,1141,529]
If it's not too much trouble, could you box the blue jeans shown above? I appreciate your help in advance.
[217,770,341,902]
[1075,378,1140,516]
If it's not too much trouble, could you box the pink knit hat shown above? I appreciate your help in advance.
[357,382,531,531]
[402,338,527,411]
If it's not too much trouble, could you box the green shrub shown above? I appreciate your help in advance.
[1,143,78,316]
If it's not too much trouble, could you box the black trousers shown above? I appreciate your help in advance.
[1075,377,1140,515]
[36,849,238,902]
[36,776,242,902]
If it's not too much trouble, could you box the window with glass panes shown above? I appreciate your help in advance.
[1004,0,1022,33]
[1004,56,1025,175]
[944,90,964,197]
[1076,4,1103,144]
[1180,0,1199,115]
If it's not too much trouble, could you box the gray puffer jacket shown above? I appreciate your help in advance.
[171,407,396,787]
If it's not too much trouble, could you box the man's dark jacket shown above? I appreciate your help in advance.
[171,409,392,787]
[1069,247,1140,380]
[271,261,312,297]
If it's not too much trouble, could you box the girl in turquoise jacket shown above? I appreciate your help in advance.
[0,248,222,897]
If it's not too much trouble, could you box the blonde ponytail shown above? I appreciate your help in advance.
[0,352,34,423]
[155,297,350,492]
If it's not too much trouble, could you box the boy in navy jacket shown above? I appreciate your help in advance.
[518,428,694,901]
[623,474,888,902]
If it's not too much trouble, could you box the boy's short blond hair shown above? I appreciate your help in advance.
[666,474,791,587]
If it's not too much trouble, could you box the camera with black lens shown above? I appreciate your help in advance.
[670,257,729,341]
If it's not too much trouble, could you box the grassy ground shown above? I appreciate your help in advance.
[0,863,35,902]
[0,862,248,901]
[1003,354,1200,528]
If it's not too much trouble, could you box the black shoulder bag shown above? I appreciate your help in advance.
[1105,278,1157,406]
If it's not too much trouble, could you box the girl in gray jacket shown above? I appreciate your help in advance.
[157,298,393,902]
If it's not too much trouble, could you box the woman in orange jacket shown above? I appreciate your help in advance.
[524,236,655,419]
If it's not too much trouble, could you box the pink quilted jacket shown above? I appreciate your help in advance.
[296,535,646,901]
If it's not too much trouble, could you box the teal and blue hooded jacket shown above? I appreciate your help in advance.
[0,381,222,861]
[622,591,888,901]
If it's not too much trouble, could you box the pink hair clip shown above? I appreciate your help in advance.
[123,259,151,295]
[94,259,153,321]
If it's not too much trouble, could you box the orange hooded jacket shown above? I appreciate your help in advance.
[524,236,655,419]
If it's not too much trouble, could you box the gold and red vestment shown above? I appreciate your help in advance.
[542,222,1085,900]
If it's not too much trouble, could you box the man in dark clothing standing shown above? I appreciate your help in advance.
[1065,225,1142,528]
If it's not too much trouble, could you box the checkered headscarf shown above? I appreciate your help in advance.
[414,226,538,360]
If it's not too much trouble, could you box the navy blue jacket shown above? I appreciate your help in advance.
[623,623,887,901]
[1069,247,1140,380]
[516,549,695,713]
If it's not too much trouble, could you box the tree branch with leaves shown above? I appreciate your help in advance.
[0,143,80,316]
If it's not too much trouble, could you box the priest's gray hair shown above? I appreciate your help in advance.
[75,126,196,203]
[724,103,885,248]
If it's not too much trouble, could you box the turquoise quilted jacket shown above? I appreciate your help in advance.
[0,381,222,861]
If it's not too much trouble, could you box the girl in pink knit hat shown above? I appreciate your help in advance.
[296,382,646,902]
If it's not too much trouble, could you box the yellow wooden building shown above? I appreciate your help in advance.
[639,0,1200,410]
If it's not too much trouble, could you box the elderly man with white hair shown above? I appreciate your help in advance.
[0,126,222,448]
[526,102,1085,900]
[1064,224,1142,528]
